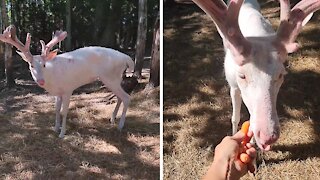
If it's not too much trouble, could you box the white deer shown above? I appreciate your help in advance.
[0,25,134,138]
[192,0,320,151]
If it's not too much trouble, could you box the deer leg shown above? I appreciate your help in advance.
[59,93,72,138]
[230,87,242,135]
[54,96,62,132]
[101,78,130,131]
[114,88,130,130]
[110,97,122,125]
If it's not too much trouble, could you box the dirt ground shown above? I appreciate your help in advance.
[164,1,320,180]
[0,59,159,179]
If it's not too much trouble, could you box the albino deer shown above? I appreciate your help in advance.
[0,25,134,138]
[192,0,320,151]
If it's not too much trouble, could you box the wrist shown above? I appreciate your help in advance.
[210,157,229,180]
[204,158,229,180]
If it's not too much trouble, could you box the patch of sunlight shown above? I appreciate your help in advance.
[11,133,26,140]
[84,137,121,154]
[31,95,53,103]
[164,28,176,38]
[202,57,212,64]
[181,13,198,20]
[191,26,212,41]
[283,106,306,119]
[289,56,320,73]
[198,84,216,96]
[0,105,4,113]
[79,164,103,174]
[280,119,316,144]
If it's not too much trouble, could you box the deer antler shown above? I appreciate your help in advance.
[0,25,33,62]
[40,30,67,57]
[192,0,251,65]
[276,0,320,53]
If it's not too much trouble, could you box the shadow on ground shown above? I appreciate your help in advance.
[0,54,159,179]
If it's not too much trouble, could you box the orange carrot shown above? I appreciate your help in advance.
[241,120,250,144]
[240,121,250,135]
[240,153,251,163]
[239,121,251,164]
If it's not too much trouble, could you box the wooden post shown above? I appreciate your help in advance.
[146,14,160,89]
[134,0,147,78]
[1,0,15,87]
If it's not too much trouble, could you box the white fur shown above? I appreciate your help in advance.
[222,0,316,150]
[225,0,285,150]
[29,47,134,138]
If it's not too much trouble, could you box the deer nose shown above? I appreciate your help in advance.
[37,79,45,86]
[257,129,280,150]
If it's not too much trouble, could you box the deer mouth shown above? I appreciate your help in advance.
[255,133,279,152]
[256,141,271,151]
[37,79,45,86]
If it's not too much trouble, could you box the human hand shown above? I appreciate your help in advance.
[203,131,256,180]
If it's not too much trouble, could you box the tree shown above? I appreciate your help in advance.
[100,0,123,48]
[145,13,159,90]
[65,0,72,51]
[0,0,159,85]
[164,0,176,7]
[134,0,147,78]
[0,44,4,79]
[0,18,4,79]
[1,0,14,87]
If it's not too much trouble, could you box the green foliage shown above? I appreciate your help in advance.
[8,0,159,53]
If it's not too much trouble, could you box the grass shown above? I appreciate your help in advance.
[0,65,159,179]
[164,1,320,180]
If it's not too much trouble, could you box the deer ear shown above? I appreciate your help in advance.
[45,49,58,61]
[16,51,32,63]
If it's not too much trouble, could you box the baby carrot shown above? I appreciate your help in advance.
[239,120,251,164]
[240,153,251,164]
[240,121,250,135]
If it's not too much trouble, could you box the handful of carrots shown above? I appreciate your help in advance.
[239,121,251,164]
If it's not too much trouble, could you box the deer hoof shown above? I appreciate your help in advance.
[118,121,125,131]
[118,123,123,132]
[59,133,65,138]
[110,118,115,125]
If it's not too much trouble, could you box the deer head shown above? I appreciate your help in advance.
[192,0,320,150]
[0,25,67,86]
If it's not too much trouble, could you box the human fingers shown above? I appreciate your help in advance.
[245,142,253,148]
[231,130,246,143]
[247,131,254,139]
[245,147,257,159]
[233,159,248,178]
[247,162,256,173]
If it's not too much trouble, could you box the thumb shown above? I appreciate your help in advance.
[231,130,246,143]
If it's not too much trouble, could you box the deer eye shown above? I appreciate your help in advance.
[43,63,46,68]
[239,73,246,79]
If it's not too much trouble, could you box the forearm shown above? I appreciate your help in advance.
[203,159,229,180]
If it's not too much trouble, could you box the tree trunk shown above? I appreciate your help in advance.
[93,0,108,43]
[1,0,14,87]
[99,0,122,48]
[4,45,13,87]
[0,44,4,79]
[145,14,160,89]
[134,0,147,78]
[0,5,4,79]
[65,0,72,51]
